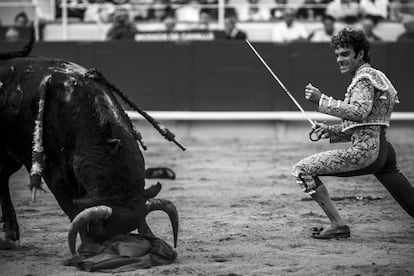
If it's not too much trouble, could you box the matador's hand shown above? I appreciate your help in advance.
[313,122,331,139]
[304,83,321,105]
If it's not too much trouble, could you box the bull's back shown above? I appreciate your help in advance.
[0,58,79,165]
[1,57,144,181]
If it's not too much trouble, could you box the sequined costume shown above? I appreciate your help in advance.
[293,64,414,218]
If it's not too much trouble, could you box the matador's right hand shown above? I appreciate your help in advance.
[313,122,331,139]
[304,83,322,105]
[309,122,331,141]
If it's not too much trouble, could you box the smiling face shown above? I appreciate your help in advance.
[334,46,365,75]
[331,28,371,75]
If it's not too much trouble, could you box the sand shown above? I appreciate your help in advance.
[1,138,413,275]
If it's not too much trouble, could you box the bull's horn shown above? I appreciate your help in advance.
[146,198,179,248]
[67,205,112,256]
[144,182,162,200]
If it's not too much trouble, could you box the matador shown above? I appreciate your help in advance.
[292,27,414,239]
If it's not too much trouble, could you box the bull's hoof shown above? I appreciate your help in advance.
[5,229,20,241]
[145,167,176,180]
[0,239,18,250]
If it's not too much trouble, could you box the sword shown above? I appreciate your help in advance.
[245,39,322,141]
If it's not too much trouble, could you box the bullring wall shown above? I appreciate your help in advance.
[1,41,413,112]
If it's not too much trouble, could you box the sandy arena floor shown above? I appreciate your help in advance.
[1,138,414,275]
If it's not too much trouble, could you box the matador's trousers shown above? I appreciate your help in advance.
[293,125,414,218]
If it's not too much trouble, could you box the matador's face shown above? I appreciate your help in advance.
[334,46,364,75]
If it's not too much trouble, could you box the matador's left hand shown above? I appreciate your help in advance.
[304,83,321,105]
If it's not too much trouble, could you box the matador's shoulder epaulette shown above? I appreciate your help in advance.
[348,66,388,92]
[348,65,399,104]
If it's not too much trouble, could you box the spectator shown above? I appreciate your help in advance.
[224,0,239,19]
[84,0,116,23]
[295,0,312,20]
[132,0,152,21]
[106,7,138,40]
[297,0,332,20]
[308,14,337,42]
[389,0,414,21]
[224,16,247,39]
[271,8,308,42]
[198,10,212,30]
[5,12,31,41]
[163,13,178,33]
[238,0,271,22]
[359,0,389,22]
[147,0,174,22]
[200,0,219,20]
[176,0,201,22]
[388,0,399,20]
[361,15,382,42]
[326,0,361,24]
[209,0,238,20]
[270,0,287,20]
[313,0,333,20]
[397,14,414,41]
[14,12,30,27]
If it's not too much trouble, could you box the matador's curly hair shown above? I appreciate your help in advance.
[331,27,371,63]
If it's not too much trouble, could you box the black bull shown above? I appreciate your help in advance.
[0,37,178,256]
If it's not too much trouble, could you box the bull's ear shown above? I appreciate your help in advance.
[0,66,14,108]
[107,138,121,155]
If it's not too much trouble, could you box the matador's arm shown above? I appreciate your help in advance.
[318,79,375,122]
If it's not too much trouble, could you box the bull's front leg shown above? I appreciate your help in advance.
[0,154,23,248]
[42,162,95,264]
[42,161,80,220]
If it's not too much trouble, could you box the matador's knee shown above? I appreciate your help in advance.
[292,167,321,196]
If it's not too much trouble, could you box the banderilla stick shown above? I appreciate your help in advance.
[87,69,186,151]
[245,39,322,141]
[113,88,186,151]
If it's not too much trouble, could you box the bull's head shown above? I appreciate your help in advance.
[67,184,178,256]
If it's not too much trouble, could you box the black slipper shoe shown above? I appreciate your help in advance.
[311,227,324,234]
[312,225,350,239]
[145,167,176,180]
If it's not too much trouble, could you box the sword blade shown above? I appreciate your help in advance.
[245,39,316,128]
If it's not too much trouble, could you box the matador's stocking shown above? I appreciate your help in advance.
[376,172,414,218]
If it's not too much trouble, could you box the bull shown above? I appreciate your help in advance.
[0,33,179,262]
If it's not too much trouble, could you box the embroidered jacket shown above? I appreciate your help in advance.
[318,64,399,143]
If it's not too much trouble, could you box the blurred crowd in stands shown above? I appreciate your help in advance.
[0,0,413,41]
[50,0,413,23]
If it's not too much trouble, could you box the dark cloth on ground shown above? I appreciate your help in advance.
[72,233,177,272]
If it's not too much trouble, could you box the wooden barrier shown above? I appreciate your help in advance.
[1,40,413,112]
